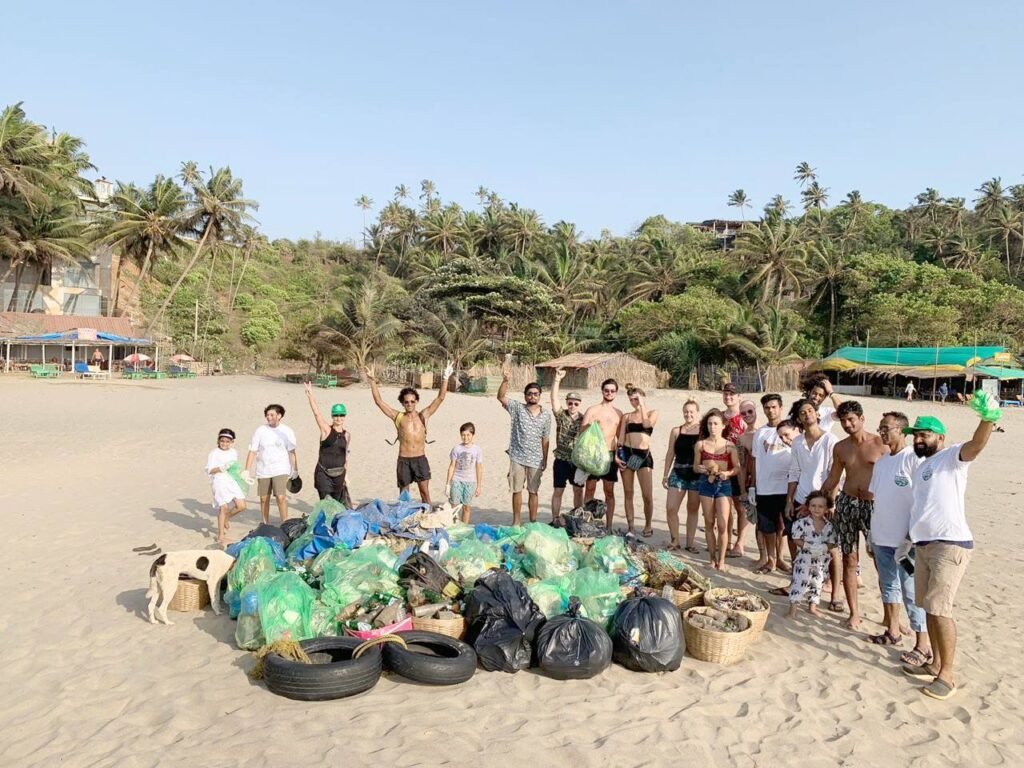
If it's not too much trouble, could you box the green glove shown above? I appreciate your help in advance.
[969,390,1002,423]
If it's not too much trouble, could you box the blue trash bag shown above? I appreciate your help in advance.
[224,588,242,619]
[334,511,370,549]
[228,537,285,567]
[475,524,500,543]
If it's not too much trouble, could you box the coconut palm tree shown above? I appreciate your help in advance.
[800,181,829,211]
[355,194,374,247]
[309,278,403,369]
[734,219,808,308]
[422,206,463,257]
[974,177,1006,220]
[507,204,543,257]
[763,194,791,221]
[983,205,1023,277]
[419,179,438,213]
[794,162,816,187]
[0,103,56,210]
[805,238,846,350]
[727,189,751,222]
[393,184,410,202]
[723,306,804,389]
[147,166,256,333]
[4,198,89,310]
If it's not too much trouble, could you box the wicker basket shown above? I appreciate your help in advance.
[683,607,754,665]
[411,615,466,640]
[671,588,705,612]
[168,577,211,612]
[703,588,770,634]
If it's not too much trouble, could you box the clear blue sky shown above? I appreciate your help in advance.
[7,1,1024,241]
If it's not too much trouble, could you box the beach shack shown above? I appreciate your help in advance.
[0,313,156,373]
[534,352,659,391]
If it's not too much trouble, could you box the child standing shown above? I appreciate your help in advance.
[206,428,247,544]
[787,491,836,618]
[446,422,484,523]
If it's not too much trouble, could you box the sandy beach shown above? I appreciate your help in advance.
[2,375,1022,768]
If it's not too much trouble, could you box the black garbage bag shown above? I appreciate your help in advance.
[280,518,307,545]
[242,523,289,551]
[610,595,683,673]
[465,570,545,673]
[535,598,613,680]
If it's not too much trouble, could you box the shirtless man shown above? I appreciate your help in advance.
[581,378,623,529]
[821,400,886,629]
[363,362,454,503]
[735,399,759,559]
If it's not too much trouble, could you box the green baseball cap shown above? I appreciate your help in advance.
[331,404,347,416]
[903,415,946,435]
[566,392,582,402]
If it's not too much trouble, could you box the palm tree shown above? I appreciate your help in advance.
[800,181,829,211]
[984,205,1023,277]
[422,206,463,257]
[419,308,491,370]
[393,184,410,202]
[419,179,437,212]
[147,166,256,333]
[0,103,56,211]
[914,188,944,223]
[4,198,89,310]
[727,189,750,222]
[100,176,188,311]
[308,278,403,369]
[507,205,543,257]
[734,219,808,308]
[178,161,201,188]
[475,185,490,206]
[974,177,1006,220]
[355,194,374,247]
[764,194,791,221]
[723,306,804,389]
[943,236,985,272]
[794,162,816,187]
[805,238,845,350]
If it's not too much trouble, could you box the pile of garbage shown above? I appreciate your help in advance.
[221,494,705,677]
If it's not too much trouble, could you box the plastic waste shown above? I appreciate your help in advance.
[572,423,611,476]
[521,523,578,579]
[609,595,684,673]
[969,390,1002,422]
[334,511,369,549]
[319,544,401,608]
[441,539,501,585]
[228,537,278,593]
[564,569,622,628]
[310,599,340,637]
[280,517,307,545]
[257,571,317,644]
[465,570,546,673]
[535,598,613,680]
[584,536,641,584]
[527,577,568,618]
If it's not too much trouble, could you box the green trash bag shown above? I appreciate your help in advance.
[446,522,477,543]
[225,461,249,493]
[310,598,341,637]
[528,577,569,618]
[312,496,347,522]
[496,526,527,546]
[565,568,623,628]
[257,571,317,644]
[572,423,611,477]
[441,539,501,585]
[969,390,1003,423]
[309,546,351,582]
[320,544,402,608]
[583,536,641,584]
[521,523,579,579]
[228,537,277,593]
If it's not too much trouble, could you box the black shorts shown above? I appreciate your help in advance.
[756,493,787,534]
[589,451,619,484]
[397,455,431,488]
[314,467,350,505]
[622,446,654,471]
[553,458,584,489]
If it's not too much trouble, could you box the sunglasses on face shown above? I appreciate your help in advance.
[526,391,540,397]
[402,399,417,405]
[603,388,617,394]
[567,400,580,405]
[741,409,756,415]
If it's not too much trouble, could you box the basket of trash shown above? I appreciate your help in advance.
[641,551,709,612]
[169,577,211,612]
[683,606,753,665]
[412,613,466,640]
[668,587,705,612]
[703,588,770,634]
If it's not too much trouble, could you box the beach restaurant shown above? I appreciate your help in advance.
[0,312,156,372]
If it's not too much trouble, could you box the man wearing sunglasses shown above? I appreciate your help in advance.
[498,364,551,525]
[580,378,624,529]
[363,361,454,503]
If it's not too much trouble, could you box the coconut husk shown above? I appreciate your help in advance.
[249,639,312,680]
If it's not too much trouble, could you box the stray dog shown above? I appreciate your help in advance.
[146,549,235,624]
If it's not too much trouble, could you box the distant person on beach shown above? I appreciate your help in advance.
[497,366,551,526]
[206,428,247,544]
[581,378,624,529]
[445,422,483,523]
[363,362,454,504]
[616,384,659,537]
[304,381,351,506]
[868,411,928,658]
[821,401,886,629]
[244,404,297,524]
[805,374,843,432]
[694,408,743,571]
[91,348,105,369]
[901,408,996,701]
[938,382,949,404]
[905,381,917,401]
[550,368,584,523]
[786,491,836,619]
[663,399,701,552]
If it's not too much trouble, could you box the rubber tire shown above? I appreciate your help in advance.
[382,630,477,685]
[262,637,382,701]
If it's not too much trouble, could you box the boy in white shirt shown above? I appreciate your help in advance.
[244,403,298,524]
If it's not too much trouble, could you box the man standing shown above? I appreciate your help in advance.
[721,383,745,439]
[806,375,843,432]
[550,368,584,523]
[363,362,454,503]
[868,411,929,660]
[938,382,949,404]
[902,403,997,700]
[822,401,886,629]
[581,379,623,529]
[905,381,917,402]
[736,400,759,560]
[244,404,298,524]
[748,394,793,574]
[498,366,551,525]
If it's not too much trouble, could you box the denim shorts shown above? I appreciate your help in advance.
[874,544,926,631]
[698,477,734,499]
[449,480,476,506]
[667,468,700,492]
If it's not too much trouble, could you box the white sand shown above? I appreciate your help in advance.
[2,376,1022,767]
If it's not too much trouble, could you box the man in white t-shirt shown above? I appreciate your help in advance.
[901,410,996,701]
[244,403,298,524]
[806,374,842,433]
[868,411,927,660]
[749,394,794,573]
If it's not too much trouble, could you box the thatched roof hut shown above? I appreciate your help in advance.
[535,353,659,391]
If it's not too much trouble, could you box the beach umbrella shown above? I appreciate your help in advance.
[125,353,151,364]
[170,354,195,362]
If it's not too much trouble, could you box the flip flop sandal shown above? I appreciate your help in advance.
[726,551,742,559]
[828,600,846,613]
[900,648,934,667]
[132,543,159,552]
[921,678,957,701]
[902,663,938,681]
[685,546,701,554]
[642,528,654,538]
[868,631,902,646]
[768,587,790,596]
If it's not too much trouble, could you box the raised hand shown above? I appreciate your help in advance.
[444,360,455,380]
[303,381,313,396]
[554,367,566,382]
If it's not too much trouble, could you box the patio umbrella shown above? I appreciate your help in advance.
[125,353,152,364]
[170,354,195,362]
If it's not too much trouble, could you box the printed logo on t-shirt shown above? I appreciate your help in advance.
[922,468,933,482]
[894,474,909,487]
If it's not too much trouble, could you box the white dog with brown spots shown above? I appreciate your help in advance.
[146,549,235,624]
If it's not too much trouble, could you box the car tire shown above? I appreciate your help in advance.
[262,637,382,701]
[382,630,477,685]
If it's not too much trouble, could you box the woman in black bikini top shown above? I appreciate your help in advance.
[662,399,701,552]
[616,384,659,538]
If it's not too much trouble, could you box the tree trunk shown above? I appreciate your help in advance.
[1005,232,1012,278]
[22,270,42,312]
[828,283,836,352]
[230,242,253,310]
[7,263,24,311]
[147,219,214,335]
[123,240,155,313]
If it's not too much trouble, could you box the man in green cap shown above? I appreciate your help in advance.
[304,381,351,504]
[901,397,999,701]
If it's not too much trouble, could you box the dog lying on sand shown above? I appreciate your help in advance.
[146,549,235,624]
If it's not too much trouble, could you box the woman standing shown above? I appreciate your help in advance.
[616,384,659,537]
[304,381,352,506]
[694,409,742,570]
[662,399,701,552]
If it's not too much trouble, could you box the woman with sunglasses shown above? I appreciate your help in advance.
[305,381,352,506]
[616,384,659,537]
